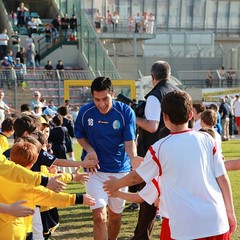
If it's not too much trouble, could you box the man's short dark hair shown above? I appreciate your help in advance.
[91,77,114,95]
[161,90,192,125]
[151,61,171,81]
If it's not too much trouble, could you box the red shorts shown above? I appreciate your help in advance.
[160,218,230,240]
[235,116,240,127]
[160,218,172,240]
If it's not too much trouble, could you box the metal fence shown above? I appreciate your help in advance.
[177,70,240,89]
[0,69,143,109]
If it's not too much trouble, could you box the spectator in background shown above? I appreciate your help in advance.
[1,57,12,90]
[218,66,225,86]
[94,10,104,33]
[16,47,25,64]
[25,33,35,49]
[30,91,44,110]
[5,50,14,66]
[26,43,36,71]
[128,16,134,32]
[219,97,230,141]
[69,14,77,36]
[16,2,29,28]
[35,51,40,68]
[45,60,54,79]
[56,60,65,80]
[134,13,142,33]
[0,29,9,60]
[61,14,70,40]
[44,24,52,48]
[148,12,155,34]
[51,15,61,43]
[56,60,64,71]
[27,17,38,34]
[14,58,25,91]
[106,10,112,32]
[11,31,21,60]
[9,11,17,26]
[112,11,120,33]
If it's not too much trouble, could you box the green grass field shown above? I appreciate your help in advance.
[51,140,240,240]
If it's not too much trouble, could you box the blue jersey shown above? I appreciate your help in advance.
[75,101,136,173]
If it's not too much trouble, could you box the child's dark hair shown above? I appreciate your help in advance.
[193,103,206,114]
[208,103,219,112]
[91,77,114,95]
[1,117,14,132]
[161,90,192,125]
[52,115,63,126]
[20,104,30,112]
[14,115,37,137]
[58,106,68,116]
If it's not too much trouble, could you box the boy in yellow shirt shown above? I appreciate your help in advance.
[0,141,95,240]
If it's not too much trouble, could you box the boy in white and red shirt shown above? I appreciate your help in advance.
[104,90,236,240]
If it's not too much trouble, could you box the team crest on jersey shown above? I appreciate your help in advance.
[113,120,120,130]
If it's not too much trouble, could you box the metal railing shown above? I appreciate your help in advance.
[0,69,143,108]
[177,70,240,89]
[79,10,120,76]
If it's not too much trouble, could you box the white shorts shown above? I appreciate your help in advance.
[85,172,128,214]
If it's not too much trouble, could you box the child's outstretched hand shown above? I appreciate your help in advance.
[83,194,96,206]
[72,168,90,184]
[7,200,35,217]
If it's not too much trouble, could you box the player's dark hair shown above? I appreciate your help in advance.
[161,90,192,125]
[91,76,114,95]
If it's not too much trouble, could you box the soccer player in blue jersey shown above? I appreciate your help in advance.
[75,76,138,240]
